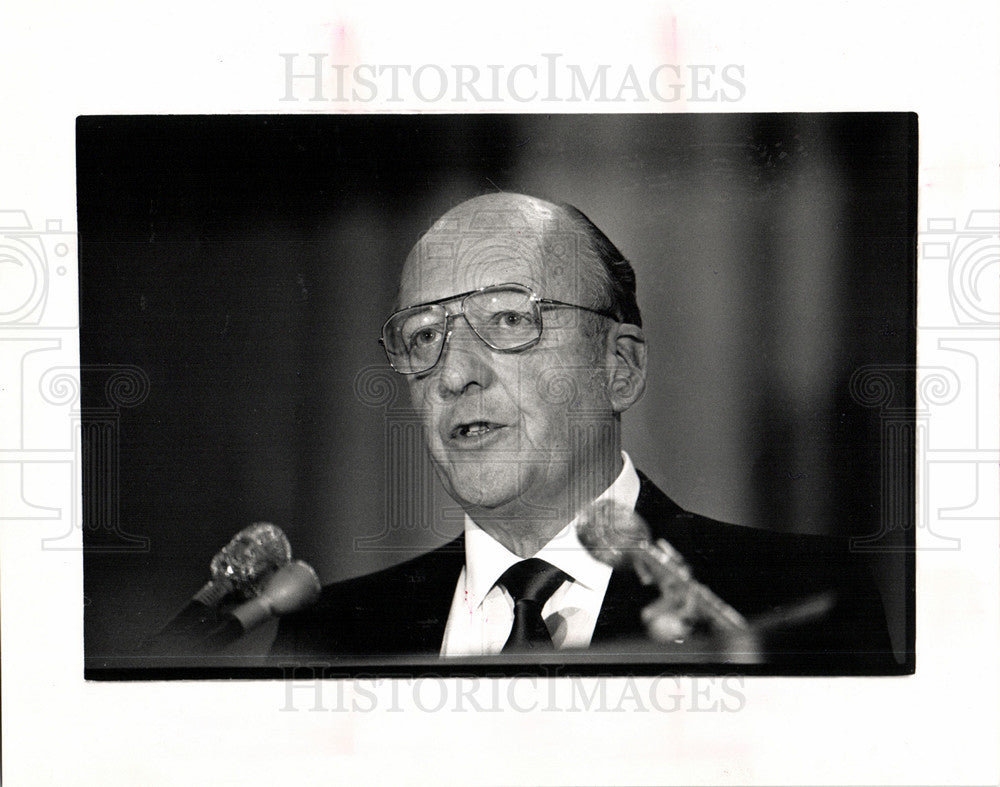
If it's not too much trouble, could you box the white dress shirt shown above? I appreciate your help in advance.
[440,452,642,657]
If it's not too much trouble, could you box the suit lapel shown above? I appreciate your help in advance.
[392,534,466,653]
[591,473,689,645]
[591,563,660,645]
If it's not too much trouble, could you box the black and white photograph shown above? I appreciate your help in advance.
[2,2,998,783]
[78,113,915,677]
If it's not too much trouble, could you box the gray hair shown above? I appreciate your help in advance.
[555,203,642,328]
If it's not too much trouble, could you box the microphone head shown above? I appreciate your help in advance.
[576,499,651,569]
[259,560,322,617]
[209,522,292,599]
[227,560,322,633]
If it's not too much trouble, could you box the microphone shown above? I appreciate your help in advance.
[141,522,292,652]
[202,560,322,650]
[577,500,752,643]
[577,501,840,657]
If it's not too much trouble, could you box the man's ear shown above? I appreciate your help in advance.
[604,323,647,413]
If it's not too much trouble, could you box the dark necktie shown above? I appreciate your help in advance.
[498,558,570,653]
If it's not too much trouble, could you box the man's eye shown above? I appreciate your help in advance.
[493,311,531,328]
[408,328,441,349]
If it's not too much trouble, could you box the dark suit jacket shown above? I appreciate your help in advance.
[272,472,898,670]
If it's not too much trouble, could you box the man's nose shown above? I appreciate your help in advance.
[433,317,495,398]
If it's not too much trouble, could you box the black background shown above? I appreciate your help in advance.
[78,113,916,665]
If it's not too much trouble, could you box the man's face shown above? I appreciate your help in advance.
[396,210,617,523]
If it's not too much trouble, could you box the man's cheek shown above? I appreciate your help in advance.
[516,408,568,454]
[407,379,442,411]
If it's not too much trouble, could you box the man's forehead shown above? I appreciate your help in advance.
[399,196,593,306]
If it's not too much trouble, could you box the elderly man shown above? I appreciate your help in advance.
[273,192,894,667]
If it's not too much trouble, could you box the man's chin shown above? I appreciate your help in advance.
[437,463,524,510]
[445,481,520,512]
[432,452,562,512]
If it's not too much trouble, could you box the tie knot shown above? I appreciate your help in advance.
[498,558,569,607]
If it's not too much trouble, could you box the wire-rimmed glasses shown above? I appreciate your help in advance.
[379,282,619,375]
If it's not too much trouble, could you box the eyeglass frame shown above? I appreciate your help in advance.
[378,282,622,375]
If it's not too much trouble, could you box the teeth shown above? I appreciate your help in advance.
[456,422,495,438]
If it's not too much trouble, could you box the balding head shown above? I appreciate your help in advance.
[399,193,641,329]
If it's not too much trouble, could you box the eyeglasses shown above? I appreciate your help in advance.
[379,282,620,375]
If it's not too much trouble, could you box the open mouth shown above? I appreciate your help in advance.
[450,421,505,439]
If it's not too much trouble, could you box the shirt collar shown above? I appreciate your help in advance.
[462,452,642,609]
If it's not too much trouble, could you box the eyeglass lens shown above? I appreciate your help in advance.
[384,286,542,373]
